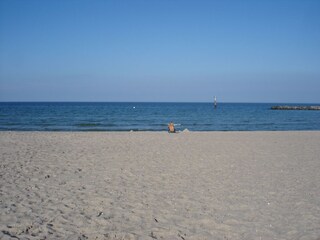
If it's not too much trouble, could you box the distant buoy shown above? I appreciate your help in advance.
[133,106,135,109]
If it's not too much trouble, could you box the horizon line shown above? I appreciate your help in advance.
[1,101,320,104]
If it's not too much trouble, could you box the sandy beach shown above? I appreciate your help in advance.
[0,131,319,240]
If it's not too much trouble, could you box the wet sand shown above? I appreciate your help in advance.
[1,131,320,239]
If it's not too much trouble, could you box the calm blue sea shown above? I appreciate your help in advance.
[0,102,319,131]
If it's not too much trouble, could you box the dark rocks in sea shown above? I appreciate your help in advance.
[271,106,320,110]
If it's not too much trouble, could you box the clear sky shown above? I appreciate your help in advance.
[0,0,319,103]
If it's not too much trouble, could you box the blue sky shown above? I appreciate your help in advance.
[0,0,319,102]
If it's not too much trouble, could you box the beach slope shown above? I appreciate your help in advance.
[1,131,320,239]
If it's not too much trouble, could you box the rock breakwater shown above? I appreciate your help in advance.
[271,106,320,110]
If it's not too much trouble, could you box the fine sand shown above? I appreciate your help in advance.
[1,131,320,240]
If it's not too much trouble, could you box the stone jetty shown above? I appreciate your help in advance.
[271,106,320,110]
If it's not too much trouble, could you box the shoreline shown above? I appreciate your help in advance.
[1,130,320,132]
[1,131,320,239]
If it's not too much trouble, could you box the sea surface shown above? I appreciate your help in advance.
[0,102,319,131]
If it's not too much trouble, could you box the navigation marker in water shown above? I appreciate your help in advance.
[214,96,217,108]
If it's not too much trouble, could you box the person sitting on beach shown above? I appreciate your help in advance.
[168,122,176,133]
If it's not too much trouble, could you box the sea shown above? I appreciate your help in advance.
[0,102,319,131]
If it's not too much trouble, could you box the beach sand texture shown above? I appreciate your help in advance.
[1,131,320,240]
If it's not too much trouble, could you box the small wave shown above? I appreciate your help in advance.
[75,123,102,127]
[2,122,20,126]
[75,123,120,128]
